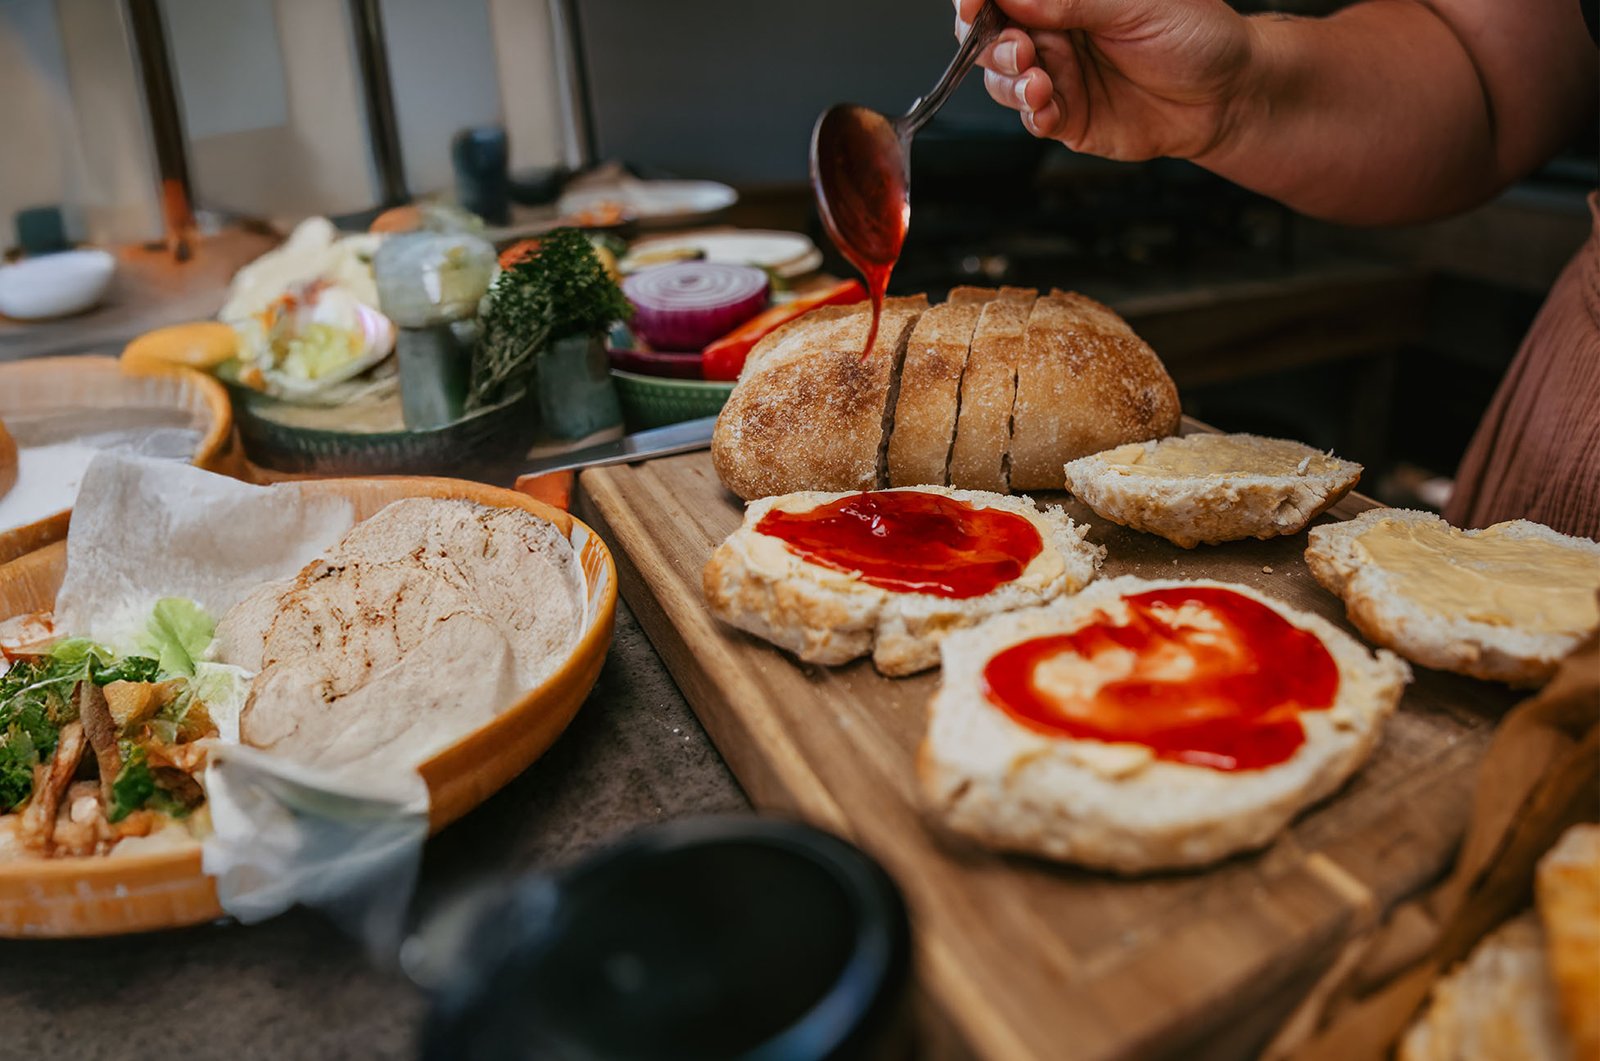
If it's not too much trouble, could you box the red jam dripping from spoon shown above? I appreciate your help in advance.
[756,490,1042,599]
[810,105,910,358]
[983,586,1341,771]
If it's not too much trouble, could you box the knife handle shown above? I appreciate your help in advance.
[514,470,575,512]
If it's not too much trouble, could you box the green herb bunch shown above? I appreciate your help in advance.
[469,228,631,410]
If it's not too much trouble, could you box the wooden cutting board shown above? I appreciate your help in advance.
[577,444,1518,1061]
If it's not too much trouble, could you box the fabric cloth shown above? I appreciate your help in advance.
[1446,192,1600,539]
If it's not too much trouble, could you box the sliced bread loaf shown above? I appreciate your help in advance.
[1008,291,1182,492]
[712,296,928,501]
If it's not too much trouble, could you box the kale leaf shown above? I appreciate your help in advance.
[469,227,631,410]
[93,656,161,686]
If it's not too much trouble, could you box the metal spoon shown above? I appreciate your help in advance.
[809,0,1008,352]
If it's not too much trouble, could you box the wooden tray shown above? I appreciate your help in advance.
[577,445,1519,1061]
[0,476,616,937]
[0,356,238,566]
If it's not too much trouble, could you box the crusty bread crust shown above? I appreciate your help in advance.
[1305,508,1600,686]
[702,486,1103,677]
[1536,823,1600,1061]
[1063,433,1363,548]
[889,291,994,488]
[712,297,928,501]
[918,576,1410,872]
[1400,913,1573,1061]
[948,288,1035,493]
[1008,291,1181,492]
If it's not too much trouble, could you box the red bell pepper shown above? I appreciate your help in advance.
[701,280,867,381]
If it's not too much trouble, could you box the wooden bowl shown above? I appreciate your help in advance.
[0,356,237,566]
[0,476,617,937]
[0,418,15,502]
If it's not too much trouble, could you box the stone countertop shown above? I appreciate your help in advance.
[0,598,750,1060]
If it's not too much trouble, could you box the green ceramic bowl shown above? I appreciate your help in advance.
[611,370,734,430]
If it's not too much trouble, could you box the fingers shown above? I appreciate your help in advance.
[983,66,1055,114]
[973,27,1036,76]
[983,65,1067,141]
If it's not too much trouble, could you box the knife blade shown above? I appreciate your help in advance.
[516,415,719,479]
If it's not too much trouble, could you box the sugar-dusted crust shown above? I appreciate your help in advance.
[1305,508,1600,686]
[918,576,1410,872]
[948,288,1035,493]
[712,297,927,501]
[1536,823,1600,1060]
[701,486,1103,677]
[1007,291,1181,492]
[1400,913,1573,1061]
[888,290,995,488]
[1063,433,1363,548]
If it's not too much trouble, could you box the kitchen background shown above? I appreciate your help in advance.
[2,0,1594,507]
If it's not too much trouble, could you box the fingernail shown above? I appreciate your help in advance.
[1014,76,1030,108]
[994,40,1018,73]
[955,16,971,39]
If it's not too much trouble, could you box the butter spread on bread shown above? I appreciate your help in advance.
[1307,508,1600,686]
[1064,432,1362,548]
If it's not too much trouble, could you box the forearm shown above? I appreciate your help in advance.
[1199,2,1553,225]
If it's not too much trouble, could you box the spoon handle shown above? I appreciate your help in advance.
[900,1,1008,137]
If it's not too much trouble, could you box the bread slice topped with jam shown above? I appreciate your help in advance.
[1064,432,1363,548]
[1306,508,1600,686]
[712,288,1180,500]
[702,486,1103,676]
[918,576,1410,872]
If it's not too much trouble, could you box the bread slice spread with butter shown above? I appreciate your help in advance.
[702,486,1103,677]
[918,576,1410,872]
[1063,432,1362,548]
[1306,508,1600,686]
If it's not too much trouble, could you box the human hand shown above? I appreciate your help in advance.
[954,0,1255,162]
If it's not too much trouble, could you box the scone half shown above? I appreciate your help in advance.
[702,486,1103,677]
[1306,507,1600,686]
[1063,432,1362,548]
[919,576,1410,873]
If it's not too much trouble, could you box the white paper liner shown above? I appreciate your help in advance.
[51,452,430,948]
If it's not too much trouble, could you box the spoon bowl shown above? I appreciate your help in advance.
[809,2,1007,353]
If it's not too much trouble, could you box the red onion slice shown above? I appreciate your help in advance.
[623,262,769,351]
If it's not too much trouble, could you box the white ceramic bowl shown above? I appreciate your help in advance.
[0,249,116,320]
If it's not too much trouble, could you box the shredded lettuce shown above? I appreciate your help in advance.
[137,598,215,678]
[190,661,251,744]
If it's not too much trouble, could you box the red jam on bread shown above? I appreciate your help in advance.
[982,586,1339,771]
[755,491,1044,599]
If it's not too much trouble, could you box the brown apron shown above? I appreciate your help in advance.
[1446,192,1600,539]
